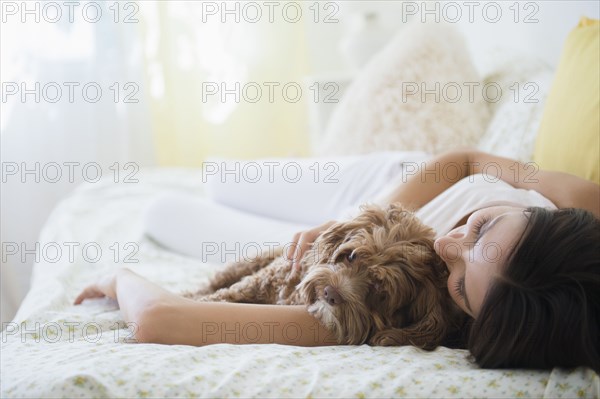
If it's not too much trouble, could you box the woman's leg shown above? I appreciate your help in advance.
[204,151,430,225]
[144,193,310,262]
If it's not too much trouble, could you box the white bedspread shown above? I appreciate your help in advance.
[2,168,598,398]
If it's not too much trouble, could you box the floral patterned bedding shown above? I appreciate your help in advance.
[2,168,598,398]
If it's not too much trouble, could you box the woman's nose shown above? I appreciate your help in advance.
[446,225,466,239]
[434,227,466,267]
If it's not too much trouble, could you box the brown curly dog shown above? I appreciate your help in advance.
[183,203,464,349]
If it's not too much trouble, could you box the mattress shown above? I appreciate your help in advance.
[2,168,599,398]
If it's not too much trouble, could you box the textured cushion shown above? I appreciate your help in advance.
[476,49,553,163]
[316,21,490,156]
[533,17,600,184]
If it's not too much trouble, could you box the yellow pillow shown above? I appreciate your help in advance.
[533,17,600,185]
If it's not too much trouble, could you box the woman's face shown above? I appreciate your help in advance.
[434,206,530,318]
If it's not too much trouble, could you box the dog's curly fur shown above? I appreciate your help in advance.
[183,203,464,349]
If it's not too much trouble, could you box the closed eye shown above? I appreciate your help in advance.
[472,215,491,243]
[453,277,465,299]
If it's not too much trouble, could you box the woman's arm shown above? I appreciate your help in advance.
[289,148,600,272]
[74,268,184,339]
[467,150,600,218]
[380,148,600,218]
[141,300,335,346]
[74,268,334,346]
[379,148,472,211]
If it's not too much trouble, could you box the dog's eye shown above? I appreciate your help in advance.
[346,252,356,262]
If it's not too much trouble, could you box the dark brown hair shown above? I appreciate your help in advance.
[467,207,600,372]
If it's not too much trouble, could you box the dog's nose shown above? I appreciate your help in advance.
[323,285,343,306]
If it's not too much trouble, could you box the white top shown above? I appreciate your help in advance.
[415,173,558,239]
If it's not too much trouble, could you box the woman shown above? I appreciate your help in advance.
[74,148,600,371]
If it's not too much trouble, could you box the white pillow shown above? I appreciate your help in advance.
[316,21,491,156]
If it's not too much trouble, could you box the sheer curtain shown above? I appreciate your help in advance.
[138,2,312,165]
[1,2,155,326]
[1,1,320,325]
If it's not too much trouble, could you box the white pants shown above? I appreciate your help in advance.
[143,151,429,261]
[144,194,309,262]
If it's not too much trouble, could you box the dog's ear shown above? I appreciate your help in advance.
[368,309,447,350]
[368,282,448,350]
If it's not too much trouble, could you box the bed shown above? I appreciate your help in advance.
[2,168,599,398]
[3,7,600,399]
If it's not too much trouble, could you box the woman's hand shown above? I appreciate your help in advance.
[287,220,337,274]
[73,270,125,305]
